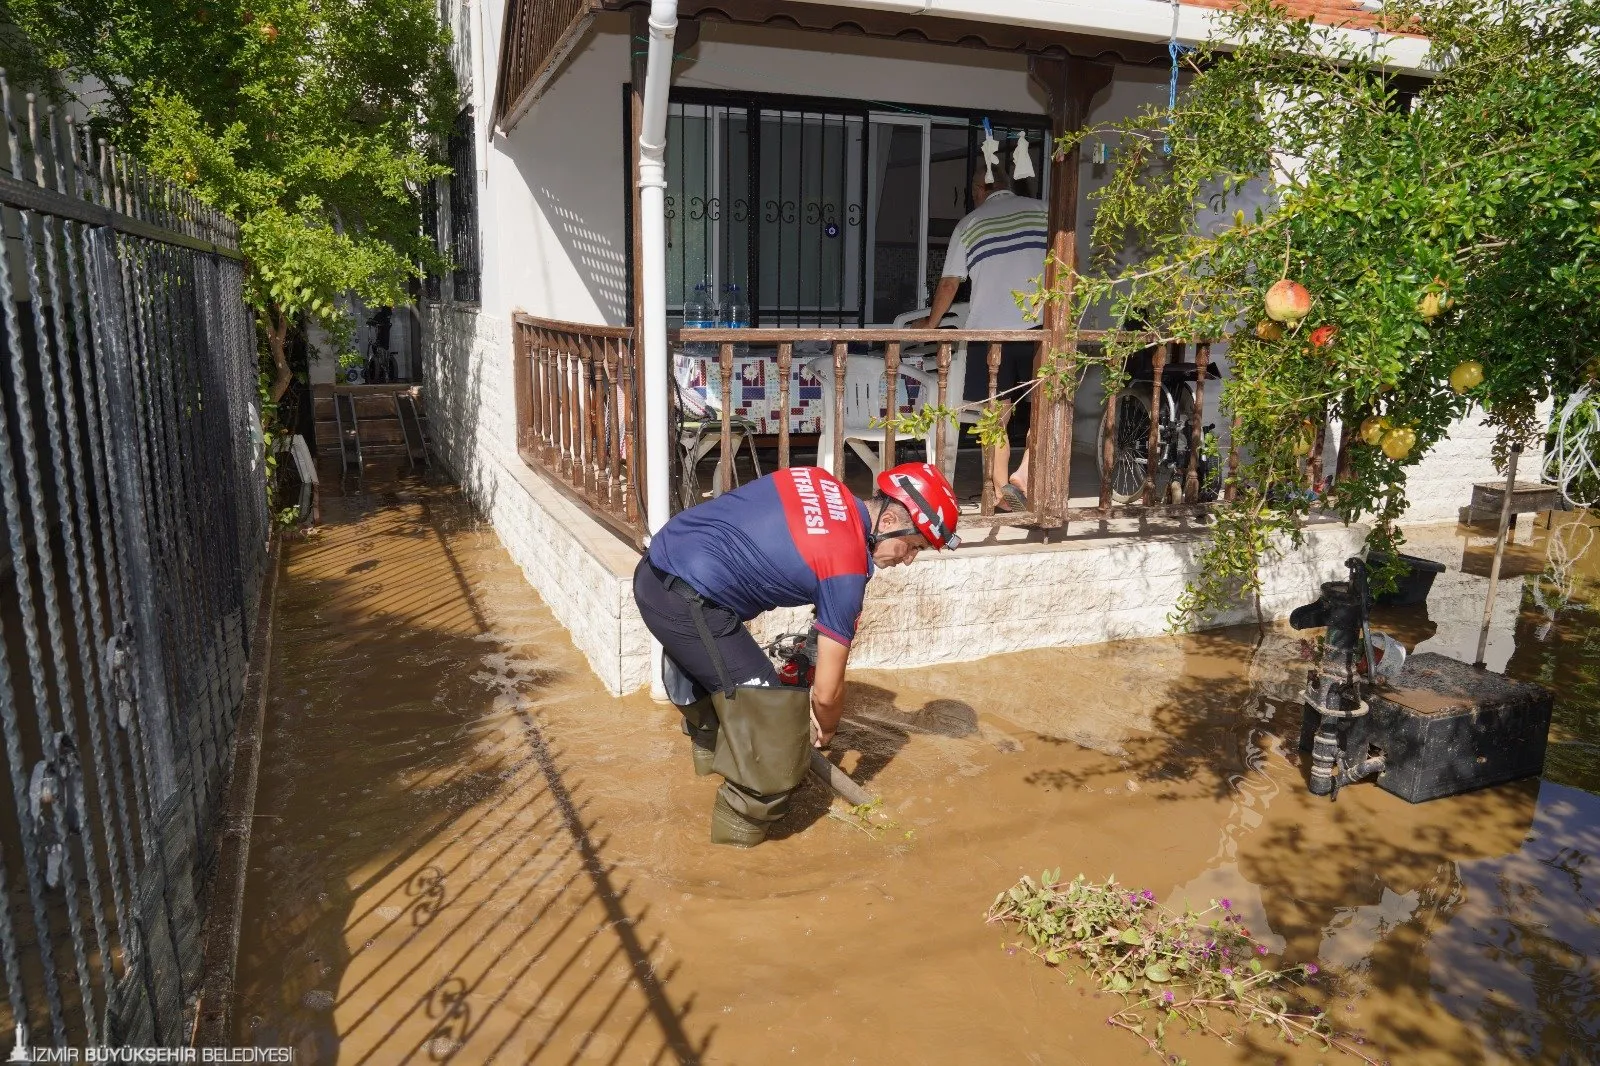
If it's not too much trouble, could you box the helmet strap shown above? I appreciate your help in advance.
[867,496,916,550]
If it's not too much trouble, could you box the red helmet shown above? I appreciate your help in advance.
[876,462,961,550]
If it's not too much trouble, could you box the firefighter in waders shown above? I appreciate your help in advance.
[634,462,961,846]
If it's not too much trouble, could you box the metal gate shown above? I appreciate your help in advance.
[0,76,268,1051]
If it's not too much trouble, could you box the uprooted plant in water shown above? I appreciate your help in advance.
[987,872,1383,1064]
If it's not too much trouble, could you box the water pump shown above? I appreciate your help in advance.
[1290,557,1387,797]
[1291,557,1554,803]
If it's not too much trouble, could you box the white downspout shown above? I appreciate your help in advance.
[639,0,677,541]
[639,0,677,700]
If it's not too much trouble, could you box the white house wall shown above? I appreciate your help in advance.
[426,10,1530,693]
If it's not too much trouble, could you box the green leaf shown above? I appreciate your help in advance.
[1144,962,1172,983]
[1119,927,1143,945]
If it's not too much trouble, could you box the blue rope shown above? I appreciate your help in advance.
[1164,39,1192,156]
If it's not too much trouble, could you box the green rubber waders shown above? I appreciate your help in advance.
[711,783,793,847]
[709,685,812,796]
[678,695,719,776]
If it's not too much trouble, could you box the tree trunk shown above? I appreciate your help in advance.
[264,307,292,403]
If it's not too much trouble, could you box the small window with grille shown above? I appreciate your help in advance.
[447,107,481,305]
[421,179,443,301]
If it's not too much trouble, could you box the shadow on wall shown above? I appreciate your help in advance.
[500,133,630,324]
[421,305,499,522]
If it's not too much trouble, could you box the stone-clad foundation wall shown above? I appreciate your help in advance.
[424,306,1373,694]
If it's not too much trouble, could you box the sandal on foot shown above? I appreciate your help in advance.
[996,483,1028,512]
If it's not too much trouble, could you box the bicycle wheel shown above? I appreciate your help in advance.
[1099,388,1154,504]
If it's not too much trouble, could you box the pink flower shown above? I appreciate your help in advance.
[1221,967,1233,976]
[1162,991,1175,1004]
[1305,963,1319,975]
[1219,898,1232,910]
[1256,945,1269,956]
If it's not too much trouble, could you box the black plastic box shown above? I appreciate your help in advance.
[1303,653,1553,803]
[1369,552,1447,607]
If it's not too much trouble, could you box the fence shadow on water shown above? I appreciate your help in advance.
[233,482,709,1064]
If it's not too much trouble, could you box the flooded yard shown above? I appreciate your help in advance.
[233,478,1599,1065]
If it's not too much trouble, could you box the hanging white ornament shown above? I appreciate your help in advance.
[980,121,1000,184]
[1011,130,1035,181]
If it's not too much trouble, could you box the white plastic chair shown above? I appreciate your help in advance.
[891,303,973,483]
[807,355,939,478]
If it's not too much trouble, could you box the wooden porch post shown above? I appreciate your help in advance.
[1027,57,1112,530]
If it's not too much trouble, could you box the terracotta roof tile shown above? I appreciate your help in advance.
[1181,0,1386,32]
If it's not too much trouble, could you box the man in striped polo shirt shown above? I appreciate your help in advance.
[916,167,1047,511]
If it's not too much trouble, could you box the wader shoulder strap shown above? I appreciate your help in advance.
[685,596,736,698]
[658,567,736,698]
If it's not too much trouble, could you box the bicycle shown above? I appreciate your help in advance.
[1098,345,1223,505]
[364,340,398,384]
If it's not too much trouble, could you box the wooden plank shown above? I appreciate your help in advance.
[515,312,636,339]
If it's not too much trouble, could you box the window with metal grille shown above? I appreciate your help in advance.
[654,89,1048,328]
[421,178,443,301]
[447,106,481,304]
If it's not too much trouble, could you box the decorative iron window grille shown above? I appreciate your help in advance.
[649,88,1048,328]
[421,178,443,301]
[447,106,481,304]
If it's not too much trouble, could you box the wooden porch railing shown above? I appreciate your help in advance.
[510,314,1239,545]
[675,327,1234,530]
[512,313,645,545]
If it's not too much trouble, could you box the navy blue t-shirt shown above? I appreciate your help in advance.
[648,467,873,645]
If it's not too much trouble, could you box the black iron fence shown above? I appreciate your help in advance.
[0,75,268,1051]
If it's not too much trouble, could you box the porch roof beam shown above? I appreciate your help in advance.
[602,0,1434,75]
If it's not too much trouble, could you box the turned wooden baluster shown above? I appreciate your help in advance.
[1184,342,1211,503]
[719,342,735,495]
[1225,415,1242,503]
[513,323,531,456]
[1142,342,1169,506]
[1308,408,1328,498]
[1099,351,1126,512]
[832,342,848,477]
[555,335,570,475]
[935,341,952,473]
[882,341,901,470]
[587,334,605,497]
[776,341,793,470]
[604,340,621,510]
[540,330,556,465]
[981,341,1002,516]
[569,335,585,488]
[621,337,640,524]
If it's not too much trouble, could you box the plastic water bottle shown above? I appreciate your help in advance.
[722,283,749,356]
[684,282,715,358]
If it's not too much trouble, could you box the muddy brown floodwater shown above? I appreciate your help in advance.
[233,477,1600,1066]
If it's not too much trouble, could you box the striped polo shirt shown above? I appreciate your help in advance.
[940,190,1049,330]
